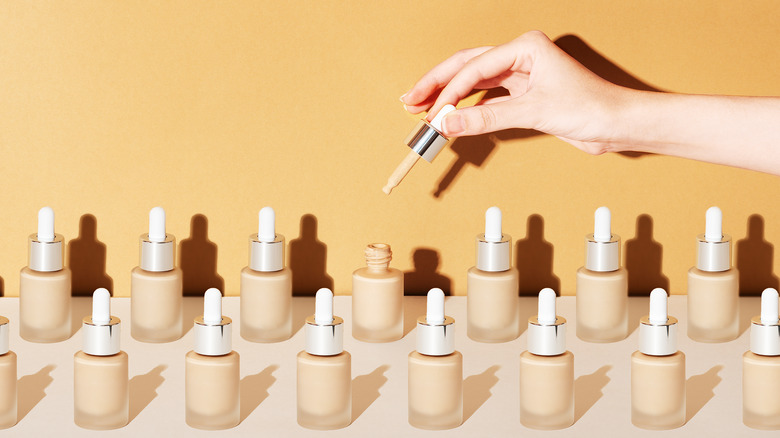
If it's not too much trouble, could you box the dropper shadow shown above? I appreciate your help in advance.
[17,364,55,423]
[686,365,723,424]
[71,296,92,336]
[352,365,389,423]
[574,365,611,423]
[240,365,278,422]
[403,296,427,337]
[463,365,500,423]
[68,214,113,296]
[625,215,669,296]
[403,248,452,296]
[289,214,334,297]
[129,365,167,423]
[516,214,560,296]
[737,214,779,296]
[180,214,224,296]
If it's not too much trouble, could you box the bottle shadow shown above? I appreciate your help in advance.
[0,275,4,297]
[403,296,427,337]
[180,214,224,296]
[403,248,452,296]
[625,214,669,297]
[737,214,779,296]
[516,214,560,296]
[17,364,56,423]
[289,214,334,297]
[351,365,389,424]
[182,297,202,337]
[463,365,500,423]
[68,214,113,296]
[627,296,649,337]
[71,296,92,336]
[291,297,314,336]
[240,364,278,422]
[129,364,167,423]
[686,365,723,424]
[574,365,611,423]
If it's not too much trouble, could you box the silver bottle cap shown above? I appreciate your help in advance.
[476,233,511,272]
[139,233,175,272]
[403,104,456,163]
[0,316,9,355]
[249,233,285,272]
[696,234,731,272]
[585,233,620,272]
[416,288,454,356]
[527,288,566,356]
[305,288,344,356]
[29,233,64,272]
[83,288,121,356]
[194,288,232,356]
[750,288,780,356]
[639,288,678,356]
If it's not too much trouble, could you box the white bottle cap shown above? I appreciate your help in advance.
[305,288,344,356]
[249,207,285,272]
[527,288,566,356]
[639,288,678,356]
[404,104,456,163]
[194,288,232,356]
[0,316,9,355]
[750,288,780,356]
[82,288,121,356]
[416,288,455,356]
[585,207,620,272]
[696,206,731,272]
[28,206,64,272]
[139,207,175,272]
[476,206,511,272]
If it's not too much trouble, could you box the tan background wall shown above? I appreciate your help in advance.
[1,1,779,298]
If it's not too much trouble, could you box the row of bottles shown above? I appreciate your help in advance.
[1,286,778,430]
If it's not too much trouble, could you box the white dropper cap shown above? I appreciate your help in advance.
[705,206,723,242]
[751,288,780,356]
[585,206,620,272]
[148,207,166,243]
[305,288,344,356]
[476,206,511,272]
[139,207,175,272]
[29,206,64,272]
[82,288,121,356]
[527,288,566,356]
[249,207,285,272]
[594,206,611,243]
[38,207,55,242]
[416,288,455,356]
[194,288,232,356]
[696,206,731,272]
[639,288,678,356]
[430,104,457,132]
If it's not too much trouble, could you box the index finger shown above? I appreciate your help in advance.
[403,46,493,107]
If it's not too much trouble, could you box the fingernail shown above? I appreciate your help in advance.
[399,93,408,103]
[442,113,464,136]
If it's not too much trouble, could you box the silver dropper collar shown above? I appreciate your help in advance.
[750,289,780,356]
[585,233,620,272]
[696,233,731,272]
[476,233,511,272]
[249,233,285,272]
[194,315,232,356]
[0,316,9,355]
[29,233,64,272]
[405,120,449,162]
[140,233,175,272]
[83,316,121,356]
[305,315,344,356]
[416,314,455,356]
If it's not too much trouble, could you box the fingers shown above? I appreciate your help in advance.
[401,46,492,107]
[441,97,536,137]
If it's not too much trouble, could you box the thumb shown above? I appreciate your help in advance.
[441,98,533,137]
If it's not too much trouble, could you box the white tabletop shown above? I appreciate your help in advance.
[0,296,774,437]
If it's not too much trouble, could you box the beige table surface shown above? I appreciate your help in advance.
[0,296,773,437]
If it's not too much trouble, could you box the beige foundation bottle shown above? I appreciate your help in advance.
[297,288,351,430]
[467,207,519,343]
[687,206,739,342]
[576,206,628,342]
[131,207,183,342]
[74,288,128,430]
[631,288,685,430]
[408,288,462,430]
[240,207,292,342]
[20,206,72,342]
[185,288,239,430]
[520,288,574,430]
[0,316,17,429]
[352,243,403,342]
[743,288,780,430]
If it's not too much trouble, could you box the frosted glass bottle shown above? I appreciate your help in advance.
[0,317,17,429]
[352,243,403,342]
[743,288,780,430]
